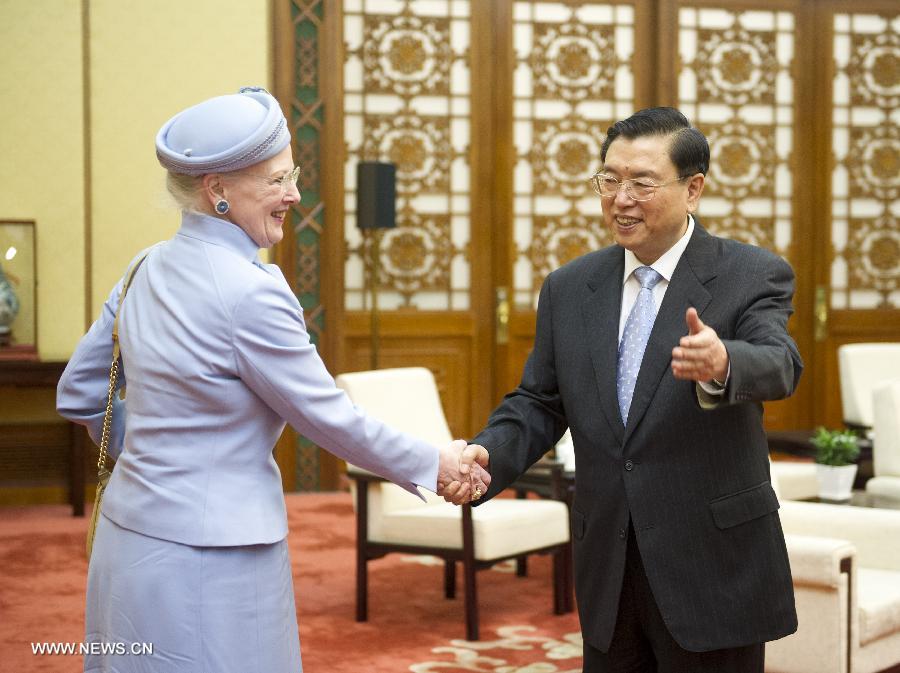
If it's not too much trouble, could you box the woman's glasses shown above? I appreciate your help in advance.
[244,166,301,195]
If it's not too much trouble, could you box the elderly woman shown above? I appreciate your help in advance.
[57,87,488,673]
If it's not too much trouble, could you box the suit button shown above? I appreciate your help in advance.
[624,460,634,471]
[619,528,627,540]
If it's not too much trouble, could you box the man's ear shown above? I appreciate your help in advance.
[685,173,705,214]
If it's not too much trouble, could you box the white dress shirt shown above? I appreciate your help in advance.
[58,211,439,546]
[618,216,727,392]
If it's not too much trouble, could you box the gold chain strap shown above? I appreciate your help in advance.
[96,252,149,475]
[97,355,120,477]
[86,252,149,561]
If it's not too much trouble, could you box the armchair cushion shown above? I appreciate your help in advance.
[770,461,818,501]
[374,498,570,561]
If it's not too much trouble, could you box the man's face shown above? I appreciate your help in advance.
[600,134,704,264]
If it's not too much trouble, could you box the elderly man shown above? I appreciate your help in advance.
[458,107,802,672]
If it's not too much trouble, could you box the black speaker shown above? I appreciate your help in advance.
[356,162,397,230]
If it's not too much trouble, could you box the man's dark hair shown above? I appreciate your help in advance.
[599,107,710,177]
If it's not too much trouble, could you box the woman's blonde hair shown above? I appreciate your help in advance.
[165,171,206,212]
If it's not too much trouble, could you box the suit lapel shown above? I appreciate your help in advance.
[622,225,718,444]
[582,248,625,445]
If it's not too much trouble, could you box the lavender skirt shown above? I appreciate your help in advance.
[84,513,302,672]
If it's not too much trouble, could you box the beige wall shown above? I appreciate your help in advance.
[0,0,86,361]
[0,0,272,363]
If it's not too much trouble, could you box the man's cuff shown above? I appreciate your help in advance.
[698,361,731,395]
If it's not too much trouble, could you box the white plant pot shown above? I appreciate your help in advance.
[815,463,858,501]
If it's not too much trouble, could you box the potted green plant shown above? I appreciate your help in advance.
[810,426,860,500]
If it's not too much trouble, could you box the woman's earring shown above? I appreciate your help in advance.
[215,199,230,215]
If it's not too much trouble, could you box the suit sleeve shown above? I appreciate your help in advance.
[231,271,439,498]
[57,277,128,460]
[702,252,802,408]
[472,273,568,500]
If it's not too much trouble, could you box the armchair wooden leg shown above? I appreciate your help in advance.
[356,481,369,622]
[70,423,85,517]
[444,559,456,599]
[563,540,574,613]
[463,557,478,641]
[552,548,564,615]
[462,504,479,641]
[516,555,527,577]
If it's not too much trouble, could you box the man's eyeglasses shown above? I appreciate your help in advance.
[589,172,688,202]
[244,166,301,195]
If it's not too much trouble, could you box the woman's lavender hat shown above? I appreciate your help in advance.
[155,87,290,175]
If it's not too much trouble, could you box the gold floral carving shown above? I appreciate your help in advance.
[695,24,777,106]
[389,134,428,174]
[531,21,617,101]
[703,121,776,201]
[848,123,900,201]
[356,210,459,304]
[387,231,428,272]
[363,11,451,96]
[362,113,451,193]
[846,216,900,306]
[389,34,427,75]
[528,213,613,290]
[531,117,610,196]
[848,29,900,108]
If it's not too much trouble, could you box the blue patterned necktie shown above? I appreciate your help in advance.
[617,266,663,425]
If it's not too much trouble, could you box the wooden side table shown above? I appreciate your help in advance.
[0,360,86,516]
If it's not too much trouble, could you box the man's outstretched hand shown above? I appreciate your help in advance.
[671,307,729,384]
[437,441,490,505]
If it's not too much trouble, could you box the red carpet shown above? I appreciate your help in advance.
[0,493,582,672]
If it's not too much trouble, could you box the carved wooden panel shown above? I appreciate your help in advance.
[343,0,472,311]
[511,1,635,309]
[830,12,900,310]
[678,7,796,261]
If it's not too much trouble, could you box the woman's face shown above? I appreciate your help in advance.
[221,145,301,248]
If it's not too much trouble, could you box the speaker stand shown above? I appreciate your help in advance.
[366,228,382,370]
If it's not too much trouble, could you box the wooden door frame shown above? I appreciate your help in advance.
[810,0,900,427]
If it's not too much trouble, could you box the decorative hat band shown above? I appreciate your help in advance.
[155,86,291,175]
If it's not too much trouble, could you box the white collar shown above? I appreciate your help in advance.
[622,215,695,284]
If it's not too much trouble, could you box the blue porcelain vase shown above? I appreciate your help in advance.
[0,262,19,345]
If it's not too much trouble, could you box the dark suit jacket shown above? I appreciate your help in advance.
[473,223,802,653]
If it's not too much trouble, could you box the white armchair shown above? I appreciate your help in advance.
[771,460,819,501]
[866,381,900,500]
[335,367,572,641]
[838,343,900,432]
[766,477,900,673]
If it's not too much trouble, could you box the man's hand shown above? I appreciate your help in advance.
[437,441,490,505]
[671,307,729,384]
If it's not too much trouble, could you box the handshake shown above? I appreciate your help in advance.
[436,440,491,506]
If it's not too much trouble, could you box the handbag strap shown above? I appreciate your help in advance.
[96,253,150,477]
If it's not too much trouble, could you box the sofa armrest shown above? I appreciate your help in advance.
[780,500,900,571]
[784,533,856,587]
